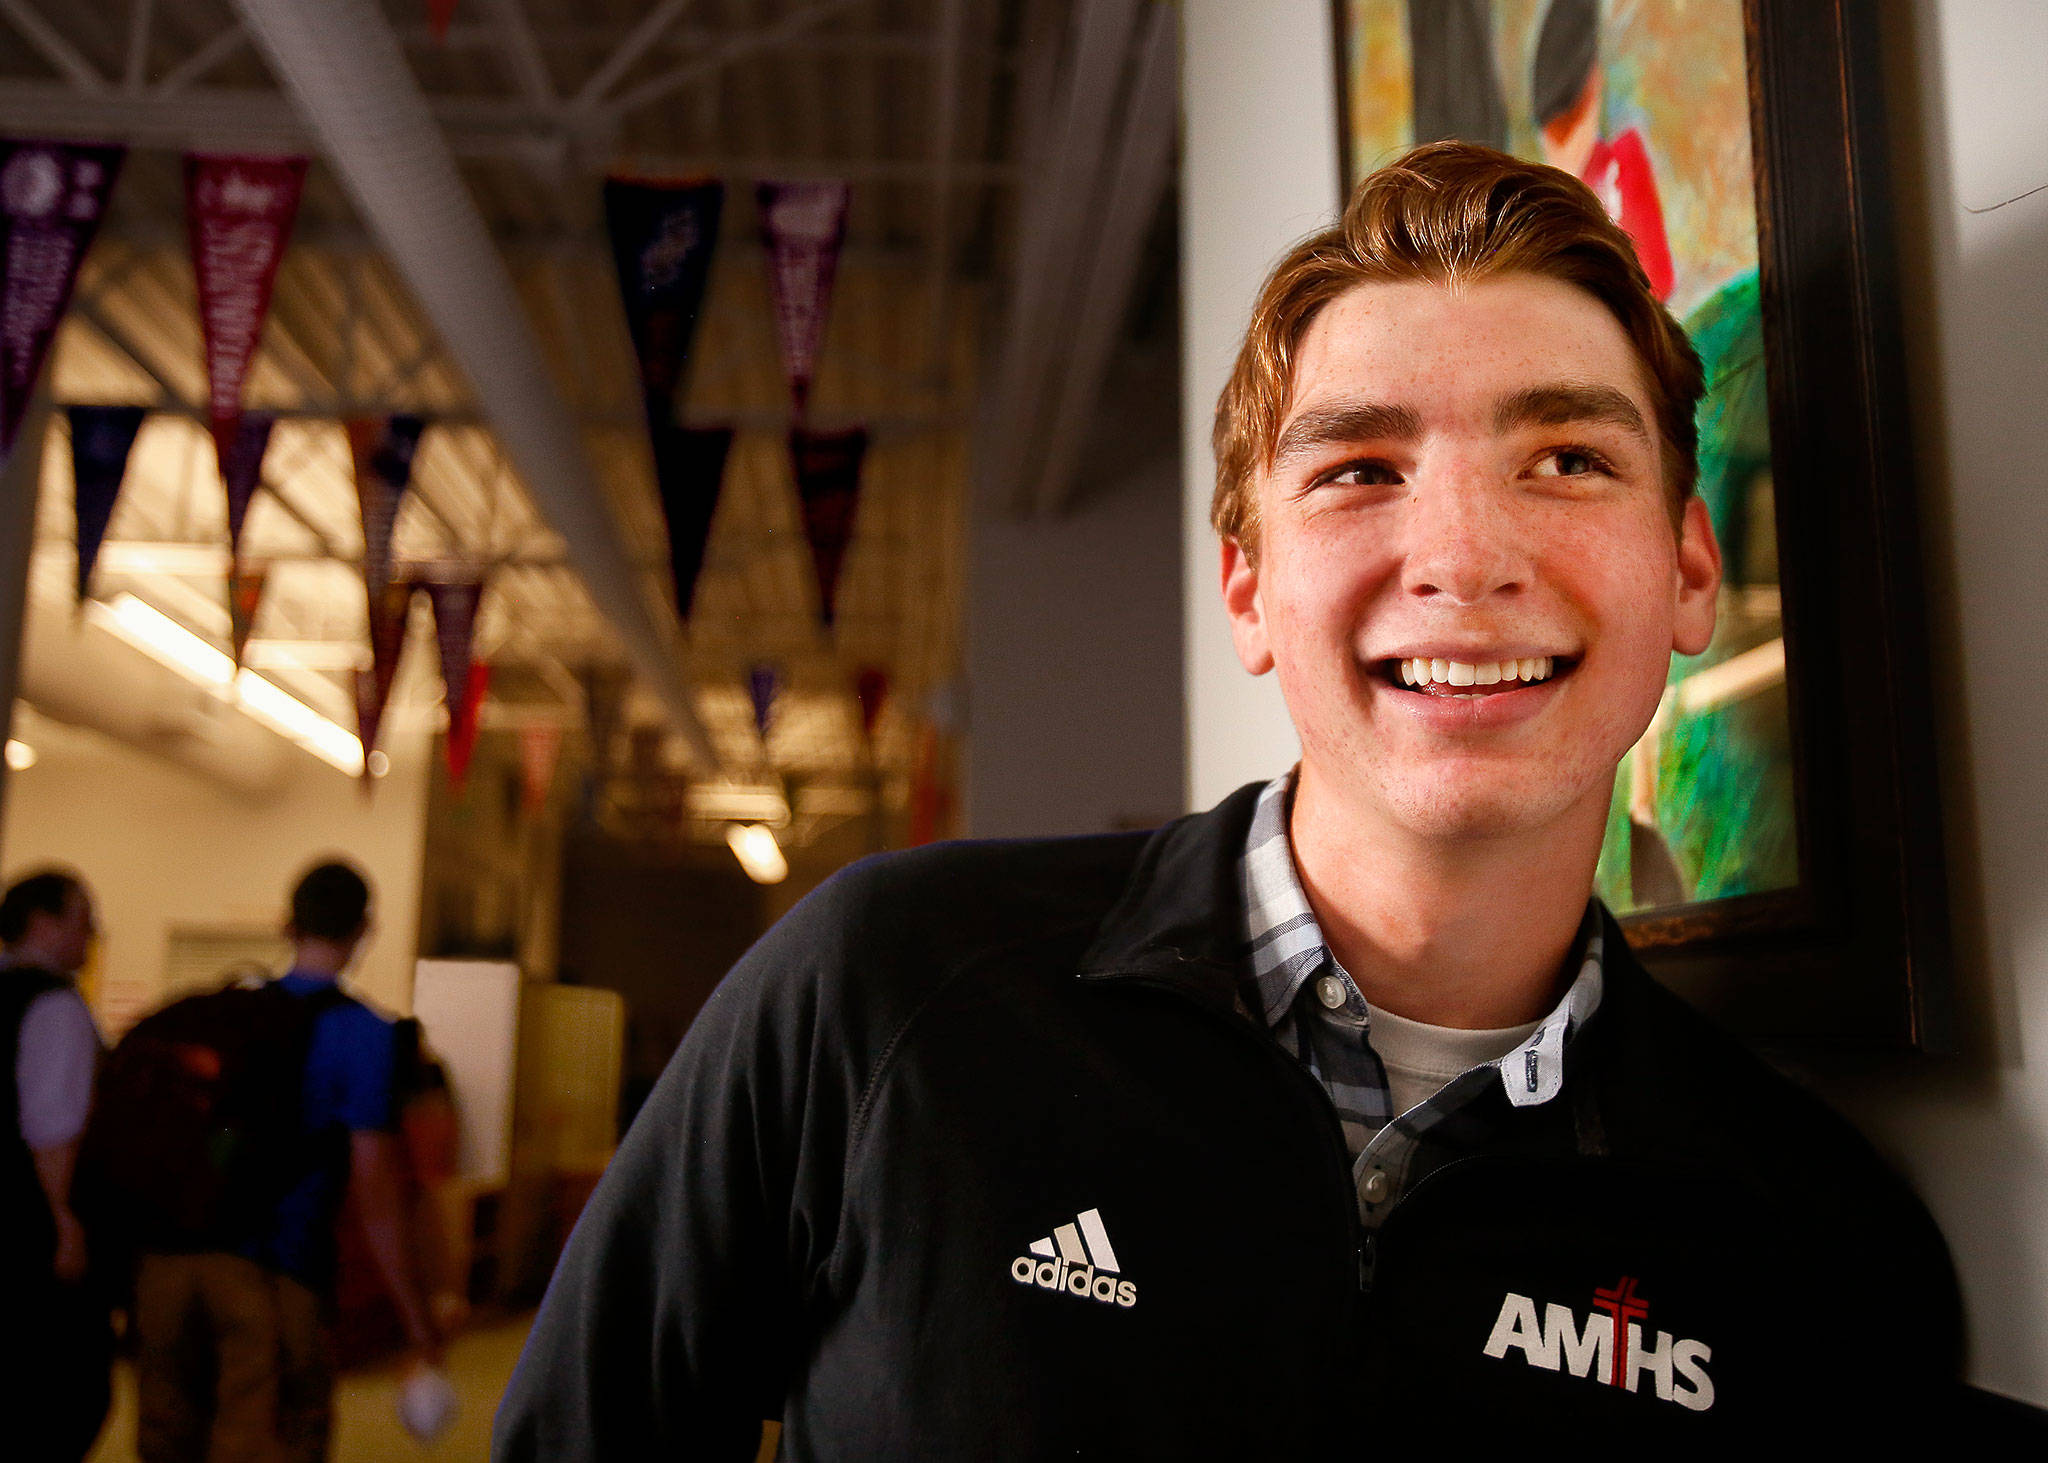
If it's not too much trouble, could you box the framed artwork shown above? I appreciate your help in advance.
[1332,0,1952,1049]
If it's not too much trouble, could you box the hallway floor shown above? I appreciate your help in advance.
[88,1313,534,1462]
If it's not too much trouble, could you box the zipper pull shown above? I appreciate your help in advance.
[1355,1233,1376,1292]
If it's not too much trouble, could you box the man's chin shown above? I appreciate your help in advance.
[1376,777,1589,846]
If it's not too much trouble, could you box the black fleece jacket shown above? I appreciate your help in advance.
[496,784,1960,1458]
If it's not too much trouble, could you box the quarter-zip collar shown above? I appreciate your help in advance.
[1072,782,1267,1005]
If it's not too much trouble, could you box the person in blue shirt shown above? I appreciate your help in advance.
[134,861,443,1463]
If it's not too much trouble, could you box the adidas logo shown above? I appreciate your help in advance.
[1008,1207,1137,1309]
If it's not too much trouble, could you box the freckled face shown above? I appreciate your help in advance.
[1220,274,1720,844]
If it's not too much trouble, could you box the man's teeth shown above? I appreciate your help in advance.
[1397,656,1555,688]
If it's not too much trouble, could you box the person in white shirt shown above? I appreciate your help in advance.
[1,868,112,1462]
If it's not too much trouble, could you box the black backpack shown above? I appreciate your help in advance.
[77,971,345,1264]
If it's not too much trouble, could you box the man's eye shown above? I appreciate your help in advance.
[1322,460,1401,488]
[1531,448,1607,478]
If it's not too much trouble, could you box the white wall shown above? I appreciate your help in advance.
[1,713,434,1023]
[1806,0,2048,1408]
[1178,0,1326,806]
[1179,0,2048,1407]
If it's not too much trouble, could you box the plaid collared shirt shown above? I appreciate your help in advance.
[1238,773,1604,1231]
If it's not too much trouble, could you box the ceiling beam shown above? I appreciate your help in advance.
[923,0,966,380]
[571,0,691,107]
[602,0,862,120]
[0,0,107,91]
[476,0,556,109]
[0,78,1021,185]
[228,0,721,768]
[1031,3,1177,514]
[122,0,155,94]
[981,0,1143,515]
[154,24,248,95]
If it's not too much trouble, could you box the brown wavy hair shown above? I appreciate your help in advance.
[1211,141,1704,560]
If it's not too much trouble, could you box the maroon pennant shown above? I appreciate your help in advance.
[447,660,490,791]
[0,142,124,455]
[218,410,274,564]
[855,665,889,741]
[419,571,486,769]
[347,414,425,594]
[227,563,267,671]
[789,426,867,627]
[756,181,850,416]
[355,576,415,771]
[427,0,461,42]
[185,155,307,471]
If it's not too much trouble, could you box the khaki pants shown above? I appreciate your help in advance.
[134,1253,333,1463]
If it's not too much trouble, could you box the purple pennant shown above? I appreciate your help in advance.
[348,415,425,595]
[789,426,867,627]
[219,410,275,562]
[748,662,779,741]
[757,181,850,417]
[603,178,724,428]
[67,405,146,602]
[420,573,485,733]
[651,423,733,620]
[0,143,125,455]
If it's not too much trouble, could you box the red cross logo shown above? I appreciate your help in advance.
[1590,1276,1649,1388]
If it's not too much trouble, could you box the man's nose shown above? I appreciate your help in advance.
[1398,483,1529,606]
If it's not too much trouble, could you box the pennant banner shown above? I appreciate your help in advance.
[447,661,490,791]
[427,0,461,43]
[420,572,484,731]
[748,662,779,742]
[603,178,724,426]
[790,426,867,627]
[227,563,267,671]
[348,415,425,594]
[652,423,732,620]
[756,181,850,416]
[355,577,415,767]
[855,665,889,742]
[185,154,307,467]
[219,410,274,563]
[517,722,563,814]
[1,142,125,454]
[67,405,145,602]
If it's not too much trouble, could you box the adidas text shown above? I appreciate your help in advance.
[1009,1254,1137,1308]
[1010,1207,1136,1308]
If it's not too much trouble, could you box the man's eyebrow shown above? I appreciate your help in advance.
[1270,401,1423,466]
[1492,384,1652,443]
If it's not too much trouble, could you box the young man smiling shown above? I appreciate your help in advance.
[498,144,1959,1457]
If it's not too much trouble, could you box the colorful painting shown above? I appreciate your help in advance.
[1336,0,1794,918]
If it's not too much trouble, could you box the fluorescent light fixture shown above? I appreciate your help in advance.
[86,593,365,776]
[726,823,789,885]
[5,739,34,771]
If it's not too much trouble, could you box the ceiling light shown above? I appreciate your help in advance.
[5,739,35,771]
[726,823,789,885]
[85,593,365,776]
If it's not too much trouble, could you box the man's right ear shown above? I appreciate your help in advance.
[1219,537,1275,676]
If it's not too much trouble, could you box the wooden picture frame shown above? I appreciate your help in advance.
[1331,0,1952,1050]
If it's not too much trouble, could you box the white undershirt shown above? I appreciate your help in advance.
[1365,1001,1543,1118]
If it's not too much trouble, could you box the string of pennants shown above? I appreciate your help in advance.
[0,140,491,789]
[1,135,893,805]
[605,177,862,631]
